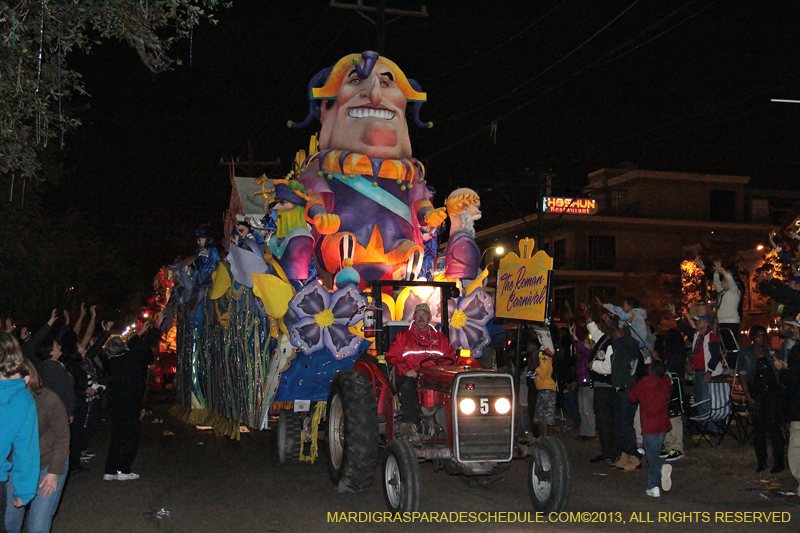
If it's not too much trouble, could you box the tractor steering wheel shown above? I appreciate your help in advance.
[419,356,457,368]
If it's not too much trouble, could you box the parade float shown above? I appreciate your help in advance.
[161,51,570,512]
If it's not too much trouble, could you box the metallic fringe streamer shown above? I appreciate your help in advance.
[299,401,326,463]
[174,284,273,437]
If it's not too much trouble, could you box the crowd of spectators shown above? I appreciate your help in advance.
[0,305,158,532]
[498,264,800,499]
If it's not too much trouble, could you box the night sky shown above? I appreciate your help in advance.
[47,0,800,278]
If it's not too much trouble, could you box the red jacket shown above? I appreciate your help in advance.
[628,374,672,435]
[385,323,457,376]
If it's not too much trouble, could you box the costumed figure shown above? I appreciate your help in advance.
[419,186,440,281]
[193,224,221,288]
[230,219,264,250]
[290,51,447,286]
[268,179,315,281]
[444,188,482,284]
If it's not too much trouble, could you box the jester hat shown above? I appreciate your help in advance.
[272,179,309,207]
[289,51,431,129]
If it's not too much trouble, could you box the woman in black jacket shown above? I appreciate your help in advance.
[102,323,159,481]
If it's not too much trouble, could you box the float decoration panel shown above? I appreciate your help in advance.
[495,238,553,324]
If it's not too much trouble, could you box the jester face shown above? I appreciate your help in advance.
[272,198,297,212]
[319,63,412,160]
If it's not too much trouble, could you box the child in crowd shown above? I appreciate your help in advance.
[533,340,557,438]
[628,359,673,498]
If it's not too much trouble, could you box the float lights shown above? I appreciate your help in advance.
[756,244,765,251]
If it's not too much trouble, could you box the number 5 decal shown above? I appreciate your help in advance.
[480,398,489,414]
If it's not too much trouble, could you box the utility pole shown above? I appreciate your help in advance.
[220,141,281,177]
[329,1,428,53]
[526,167,555,252]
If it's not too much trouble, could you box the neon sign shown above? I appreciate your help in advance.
[542,197,597,215]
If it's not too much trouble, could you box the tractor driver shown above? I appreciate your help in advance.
[385,303,458,438]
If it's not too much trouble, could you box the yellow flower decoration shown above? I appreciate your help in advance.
[315,309,334,328]
[451,309,468,330]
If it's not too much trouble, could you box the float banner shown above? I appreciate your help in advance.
[495,239,553,323]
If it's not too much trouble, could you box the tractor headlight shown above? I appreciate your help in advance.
[459,398,476,415]
[494,397,511,415]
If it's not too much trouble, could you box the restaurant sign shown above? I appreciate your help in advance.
[542,197,598,215]
[495,238,553,324]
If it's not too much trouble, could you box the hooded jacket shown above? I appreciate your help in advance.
[603,303,653,350]
[0,379,40,505]
[628,374,672,435]
[713,271,741,324]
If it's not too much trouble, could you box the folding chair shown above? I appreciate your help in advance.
[688,381,733,448]
[727,359,752,445]
[718,328,740,373]
[667,371,685,419]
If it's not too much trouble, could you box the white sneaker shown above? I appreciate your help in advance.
[645,487,661,498]
[103,473,119,481]
[661,464,673,492]
[116,472,140,481]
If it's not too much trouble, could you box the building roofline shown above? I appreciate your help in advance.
[586,169,750,189]
[474,213,777,242]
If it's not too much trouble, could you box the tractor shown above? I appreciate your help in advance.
[323,280,571,513]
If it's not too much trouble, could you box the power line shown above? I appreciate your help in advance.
[421,0,569,82]
[571,74,800,163]
[438,0,643,124]
[505,0,715,103]
[424,0,717,162]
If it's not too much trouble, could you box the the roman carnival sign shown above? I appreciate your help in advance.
[542,197,598,215]
[495,238,553,324]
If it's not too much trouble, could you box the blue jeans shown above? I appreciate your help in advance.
[613,390,639,458]
[4,458,68,533]
[642,432,666,490]
[693,370,709,418]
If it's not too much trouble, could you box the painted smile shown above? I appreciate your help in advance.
[348,106,395,120]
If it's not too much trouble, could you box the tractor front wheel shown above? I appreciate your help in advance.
[382,439,420,513]
[527,436,571,512]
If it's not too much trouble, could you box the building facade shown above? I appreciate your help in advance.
[474,168,799,332]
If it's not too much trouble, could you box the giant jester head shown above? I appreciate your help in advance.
[290,51,431,160]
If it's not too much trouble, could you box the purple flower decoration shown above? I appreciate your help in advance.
[448,288,494,358]
[286,283,367,359]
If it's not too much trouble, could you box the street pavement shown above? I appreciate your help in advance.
[51,393,799,533]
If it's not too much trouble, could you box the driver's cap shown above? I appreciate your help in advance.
[414,303,432,317]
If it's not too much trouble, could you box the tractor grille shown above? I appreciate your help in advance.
[453,373,514,462]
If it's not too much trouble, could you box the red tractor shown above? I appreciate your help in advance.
[324,280,570,512]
